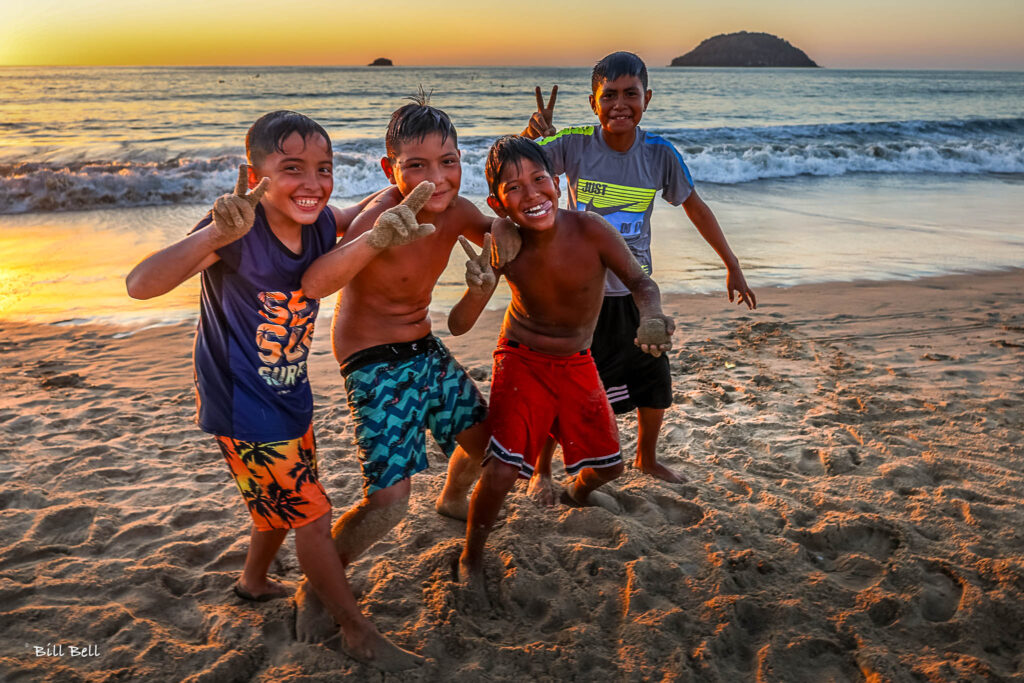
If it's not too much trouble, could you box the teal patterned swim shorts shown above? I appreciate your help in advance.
[341,335,487,495]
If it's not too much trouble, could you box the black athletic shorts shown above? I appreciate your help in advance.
[590,294,672,414]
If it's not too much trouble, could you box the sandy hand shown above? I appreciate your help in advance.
[365,181,436,249]
[489,219,522,268]
[524,85,558,138]
[635,316,675,357]
[211,164,269,243]
[458,234,496,294]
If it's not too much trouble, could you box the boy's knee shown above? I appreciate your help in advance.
[367,478,412,509]
[294,512,332,539]
[481,459,521,493]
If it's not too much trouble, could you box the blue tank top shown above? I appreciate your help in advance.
[191,205,336,440]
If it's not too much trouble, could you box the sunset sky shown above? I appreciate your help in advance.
[1,0,1023,69]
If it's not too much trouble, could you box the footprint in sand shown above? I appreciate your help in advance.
[724,473,754,498]
[790,520,899,590]
[919,565,963,622]
[795,447,826,475]
[653,495,705,526]
[865,595,901,627]
[30,505,95,546]
[756,635,862,683]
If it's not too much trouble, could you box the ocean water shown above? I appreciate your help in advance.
[0,66,1022,324]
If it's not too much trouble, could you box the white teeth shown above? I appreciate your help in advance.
[295,198,318,208]
[524,201,551,216]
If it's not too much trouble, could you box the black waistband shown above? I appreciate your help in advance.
[340,334,441,376]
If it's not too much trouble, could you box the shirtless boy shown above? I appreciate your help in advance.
[450,135,674,586]
[295,96,513,639]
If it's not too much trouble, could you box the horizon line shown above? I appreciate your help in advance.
[2,63,1022,72]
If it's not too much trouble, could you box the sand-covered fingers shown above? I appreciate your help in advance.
[211,164,269,242]
[458,234,496,293]
[365,181,436,249]
[525,85,558,138]
[489,219,521,268]
[636,315,675,357]
[527,473,558,507]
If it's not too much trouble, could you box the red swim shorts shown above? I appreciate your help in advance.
[215,425,331,531]
[486,339,621,478]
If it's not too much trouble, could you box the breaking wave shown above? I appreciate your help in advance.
[2,117,1021,214]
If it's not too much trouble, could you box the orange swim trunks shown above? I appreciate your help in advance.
[215,425,331,531]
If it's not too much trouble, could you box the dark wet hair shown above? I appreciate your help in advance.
[592,51,648,93]
[385,89,458,158]
[246,110,331,167]
[485,135,554,199]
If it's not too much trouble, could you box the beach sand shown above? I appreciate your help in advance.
[1,270,1022,681]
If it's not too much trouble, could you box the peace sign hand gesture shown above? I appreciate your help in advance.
[458,234,497,294]
[211,164,270,243]
[366,181,437,249]
[523,85,558,139]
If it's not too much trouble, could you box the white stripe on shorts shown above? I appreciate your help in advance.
[605,384,630,403]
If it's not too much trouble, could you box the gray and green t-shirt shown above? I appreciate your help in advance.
[537,126,693,295]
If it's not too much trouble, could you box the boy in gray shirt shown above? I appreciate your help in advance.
[522,51,756,490]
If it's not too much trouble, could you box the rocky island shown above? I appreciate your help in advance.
[368,58,393,67]
[671,32,818,67]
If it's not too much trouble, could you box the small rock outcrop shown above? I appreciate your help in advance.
[671,32,818,67]
[368,58,394,67]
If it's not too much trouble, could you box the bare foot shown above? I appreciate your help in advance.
[340,620,425,672]
[455,553,488,610]
[233,576,289,602]
[294,580,337,643]
[435,494,470,521]
[527,473,557,507]
[635,460,687,483]
[565,482,622,514]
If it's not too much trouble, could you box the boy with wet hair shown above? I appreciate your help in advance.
[451,134,674,587]
[296,95,516,640]
[125,111,423,671]
[522,51,757,488]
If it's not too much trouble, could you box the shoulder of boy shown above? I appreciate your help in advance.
[538,125,595,145]
[581,210,616,233]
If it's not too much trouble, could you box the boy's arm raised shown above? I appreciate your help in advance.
[448,234,499,336]
[682,190,757,309]
[125,165,268,300]
[302,181,435,299]
[329,187,391,237]
[587,212,675,357]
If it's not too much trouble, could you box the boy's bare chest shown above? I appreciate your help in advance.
[359,230,457,292]
[509,242,604,297]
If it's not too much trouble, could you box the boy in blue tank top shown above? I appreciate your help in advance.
[521,52,757,490]
[126,111,422,671]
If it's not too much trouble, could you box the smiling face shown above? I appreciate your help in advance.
[487,157,560,232]
[248,131,333,229]
[589,74,653,138]
[381,132,462,215]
